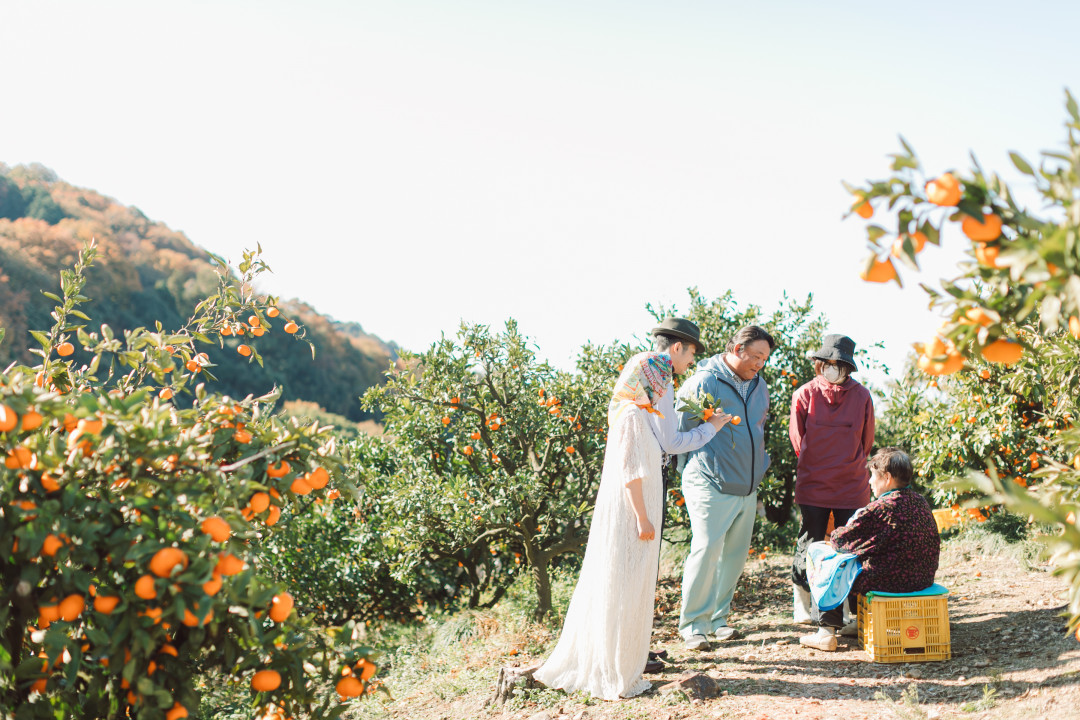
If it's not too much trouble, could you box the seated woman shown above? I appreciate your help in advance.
[801,446,940,651]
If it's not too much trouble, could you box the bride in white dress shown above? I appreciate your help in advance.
[534,345,727,700]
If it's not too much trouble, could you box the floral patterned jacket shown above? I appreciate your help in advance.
[830,487,940,595]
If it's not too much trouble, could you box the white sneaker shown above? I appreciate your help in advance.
[684,633,711,651]
[711,626,737,641]
[799,627,838,652]
[793,586,814,624]
[840,619,858,637]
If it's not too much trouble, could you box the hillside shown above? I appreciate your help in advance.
[0,162,395,422]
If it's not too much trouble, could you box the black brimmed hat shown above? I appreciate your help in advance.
[651,317,708,355]
[811,334,858,371]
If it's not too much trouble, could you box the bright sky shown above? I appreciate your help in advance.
[3,0,1078,390]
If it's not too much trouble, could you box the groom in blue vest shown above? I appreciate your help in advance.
[675,325,775,650]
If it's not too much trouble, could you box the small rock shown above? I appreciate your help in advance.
[572,711,589,720]
[656,671,720,701]
[973,658,990,668]
[903,668,922,679]
[775,638,790,645]
[958,676,966,682]
[526,712,553,720]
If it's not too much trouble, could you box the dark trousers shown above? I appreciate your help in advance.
[821,594,857,629]
[791,504,857,591]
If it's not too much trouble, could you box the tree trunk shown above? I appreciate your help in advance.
[532,557,552,621]
[486,663,542,706]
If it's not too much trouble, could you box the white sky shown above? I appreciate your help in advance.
[2,0,1078,389]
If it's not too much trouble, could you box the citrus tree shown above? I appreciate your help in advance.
[1,241,378,718]
[648,289,884,526]
[360,321,630,620]
[848,90,1080,630]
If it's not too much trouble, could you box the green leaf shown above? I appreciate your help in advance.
[30,330,50,347]
[1008,151,1034,176]
[42,291,62,302]
[1067,89,1079,123]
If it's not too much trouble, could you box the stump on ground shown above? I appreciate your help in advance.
[487,664,542,705]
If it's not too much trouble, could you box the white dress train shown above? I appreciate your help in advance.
[533,406,663,700]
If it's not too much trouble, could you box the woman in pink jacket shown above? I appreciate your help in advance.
[788,335,875,626]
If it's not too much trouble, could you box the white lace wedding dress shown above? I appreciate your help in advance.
[533,405,663,700]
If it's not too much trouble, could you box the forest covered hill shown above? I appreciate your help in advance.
[0,162,396,422]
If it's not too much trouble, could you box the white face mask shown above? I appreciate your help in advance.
[823,364,847,384]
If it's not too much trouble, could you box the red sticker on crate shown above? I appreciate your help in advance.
[905,626,920,639]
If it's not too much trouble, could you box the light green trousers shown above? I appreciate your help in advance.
[678,477,757,639]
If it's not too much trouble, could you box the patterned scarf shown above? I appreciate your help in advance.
[607,352,674,426]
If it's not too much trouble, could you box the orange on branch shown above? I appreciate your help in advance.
[290,476,312,495]
[252,670,282,692]
[165,702,189,720]
[216,553,246,576]
[94,595,121,614]
[56,342,74,357]
[974,243,1001,267]
[269,592,294,623]
[284,321,299,334]
[201,516,231,542]
[730,416,742,426]
[0,404,18,432]
[267,306,279,317]
[981,339,1023,365]
[267,460,291,478]
[237,344,252,357]
[307,467,329,489]
[926,172,961,206]
[249,492,270,514]
[59,594,86,621]
[149,547,189,578]
[41,534,63,557]
[852,195,873,219]
[135,575,157,600]
[202,572,223,596]
[860,257,898,284]
[961,212,1003,242]
[159,388,173,401]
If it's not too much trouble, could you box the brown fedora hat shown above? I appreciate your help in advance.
[651,317,708,355]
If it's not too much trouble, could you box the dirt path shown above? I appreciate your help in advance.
[357,535,1080,720]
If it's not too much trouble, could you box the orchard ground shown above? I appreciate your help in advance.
[338,524,1080,720]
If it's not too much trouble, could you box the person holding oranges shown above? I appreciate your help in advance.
[534,319,727,700]
[788,334,875,629]
[676,325,775,651]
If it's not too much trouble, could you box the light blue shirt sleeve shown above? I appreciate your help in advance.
[645,381,717,455]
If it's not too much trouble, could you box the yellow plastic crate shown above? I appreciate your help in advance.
[857,592,951,663]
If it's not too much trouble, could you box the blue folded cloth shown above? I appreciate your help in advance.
[806,541,862,612]
[865,583,949,599]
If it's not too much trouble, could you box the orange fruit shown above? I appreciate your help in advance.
[56,342,75,357]
[221,325,233,336]
[284,322,299,334]
[981,339,1023,365]
[237,344,252,357]
[337,676,364,698]
[1070,316,1080,340]
[851,195,873,219]
[40,473,60,492]
[267,307,280,318]
[216,553,246,576]
[42,534,64,556]
[39,600,61,626]
[269,592,294,623]
[974,243,1000,268]
[917,352,963,376]
[961,213,1002,242]
[964,307,997,327]
[248,315,260,327]
[94,595,121,614]
[290,476,312,495]
[6,446,37,470]
[356,659,377,681]
[980,369,991,380]
[159,388,174,401]
[252,327,265,337]
[860,258,897,283]
[202,572,223,596]
[59,594,86,621]
[149,548,189,578]
[185,360,200,373]
[925,172,961,206]
[891,231,928,257]
[0,404,18,432]
[702,408,714,421]
[201,516,231,542]
[249,492,271,514]
[306,467,329,489]
[463,446,474,456]
[165,702,189,720]
[730,416,742,426]
[441,416,451,425]
[233,428,252,443]
[21,409,43,431]
[252,669,282,692]
[135,575,157,600]
[266,505,281,526]
[267,460,291,478]
[182,606,213,627]
[159,644,179,657]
